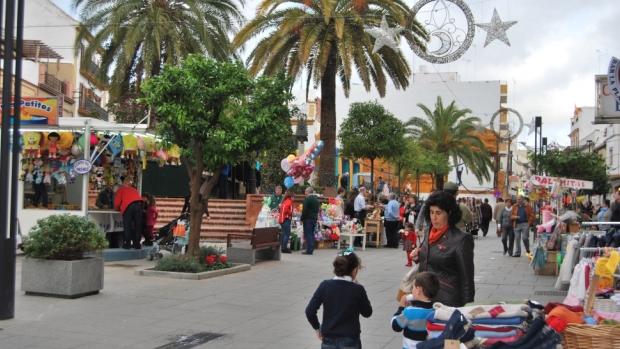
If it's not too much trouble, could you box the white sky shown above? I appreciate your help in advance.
[54,0,620,146]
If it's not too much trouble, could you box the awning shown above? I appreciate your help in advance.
[1,39,63,61]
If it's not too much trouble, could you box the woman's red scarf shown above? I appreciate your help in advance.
[428,225,449,245]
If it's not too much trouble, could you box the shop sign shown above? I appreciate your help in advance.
[531,175,593,190]
[73,159,92,175]
[608,57,620,103]
[595,74,620,124]
[0,97,59,125]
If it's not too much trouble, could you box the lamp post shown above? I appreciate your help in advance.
[534,116,542,175]
[1,0,24,320]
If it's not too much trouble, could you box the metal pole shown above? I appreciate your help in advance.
[82,121,91,217]
[0,0,17,320]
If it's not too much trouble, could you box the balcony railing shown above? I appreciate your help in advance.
[38,72,74,104]
[84,60,99,77]
[80,97,108,121]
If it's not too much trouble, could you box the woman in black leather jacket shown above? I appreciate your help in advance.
[412,191,475,307]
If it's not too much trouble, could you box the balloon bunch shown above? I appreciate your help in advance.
[281,141,324,189]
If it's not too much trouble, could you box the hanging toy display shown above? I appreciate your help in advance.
[22,132,42,158]
[46,132,60,159]
[121,134,138,159]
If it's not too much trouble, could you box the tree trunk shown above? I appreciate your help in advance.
[247,160,257,194]
[434,173,445,192]
[187,143,204,256]
[318,47,337,189]
[397,162,401,195]
[416,170,420,198]
[370,158,374,199]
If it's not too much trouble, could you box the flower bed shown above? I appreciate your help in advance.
[136,246,251,279]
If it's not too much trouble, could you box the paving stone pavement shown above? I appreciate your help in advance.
[0,225,563,349]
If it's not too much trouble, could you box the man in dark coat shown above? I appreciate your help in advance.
[480,198,493,237]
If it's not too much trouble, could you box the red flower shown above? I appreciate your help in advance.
[219,255,228,264]
[205,255,217,266]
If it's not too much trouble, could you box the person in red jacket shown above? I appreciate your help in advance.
[143,193,158,246]
[278,190,294,253]
[114,176,144,249]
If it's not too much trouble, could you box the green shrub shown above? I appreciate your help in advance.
[155,255,203,273]
[22,214,108,260]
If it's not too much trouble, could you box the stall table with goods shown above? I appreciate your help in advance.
[16,117,182,247]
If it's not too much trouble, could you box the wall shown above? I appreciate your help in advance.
[24,0,79,64]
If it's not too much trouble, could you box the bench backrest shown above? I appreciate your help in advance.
[252,227,280,249]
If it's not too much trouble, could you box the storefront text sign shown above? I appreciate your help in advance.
[531,175,593,190]
[0,97,59,125]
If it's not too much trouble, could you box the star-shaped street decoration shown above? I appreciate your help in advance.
[524,117,536,135]
[476,8,517,47]
[365,15,402,54]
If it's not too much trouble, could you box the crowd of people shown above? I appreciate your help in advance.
[295,181,558,349]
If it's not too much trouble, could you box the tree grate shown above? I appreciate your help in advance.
[155,332,224,349]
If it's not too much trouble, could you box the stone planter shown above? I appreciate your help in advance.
[21,257,104,298]
[135,263,250,280]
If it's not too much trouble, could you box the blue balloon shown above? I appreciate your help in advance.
[284,176,295,189]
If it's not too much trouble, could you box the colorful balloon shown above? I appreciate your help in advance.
[284,176,295,189]
[280,158,291,172]
[287,154,296,162]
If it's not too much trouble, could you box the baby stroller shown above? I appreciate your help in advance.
[148,212,190,260]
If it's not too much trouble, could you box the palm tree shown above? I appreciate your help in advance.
[73,0,244,102]
[405,96,493,190]
[233,0,428,188]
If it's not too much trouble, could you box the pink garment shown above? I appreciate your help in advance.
[541,205,553,224]
[481,333,523,345]
[594,310,620,322]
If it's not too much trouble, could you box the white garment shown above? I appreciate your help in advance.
[555,239,577,290]
[354,193,366,212]
[333,275,353,282]
[564,261,587,303]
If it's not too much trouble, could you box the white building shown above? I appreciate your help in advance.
[18,0,109,120]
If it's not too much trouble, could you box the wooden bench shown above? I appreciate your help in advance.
[226,227,281,265]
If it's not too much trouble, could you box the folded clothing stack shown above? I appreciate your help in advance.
[426,303,532,346]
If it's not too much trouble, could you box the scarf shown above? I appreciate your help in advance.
[428,225,449,245]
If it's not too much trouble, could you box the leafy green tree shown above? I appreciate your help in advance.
[534,147,609,195]
[233,0,428,189]
[74,0,244,102]
[406,96,493,190]
[339,101,405,194]
[390,138,450,193]
[142,56,292,255]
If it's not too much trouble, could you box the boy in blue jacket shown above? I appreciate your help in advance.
[392,272,439,349]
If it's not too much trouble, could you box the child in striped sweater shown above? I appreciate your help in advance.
[392,272,439,349]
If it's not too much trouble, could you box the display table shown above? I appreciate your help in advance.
[337,232,366,251]
[364,219,383,248]
[89,210,124,248]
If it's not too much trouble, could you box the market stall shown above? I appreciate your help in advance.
[16,117,180,245]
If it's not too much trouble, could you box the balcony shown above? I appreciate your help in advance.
[79,97,108,121]
[38,72,74,104]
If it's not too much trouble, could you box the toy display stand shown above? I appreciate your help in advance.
[337,221,366,251]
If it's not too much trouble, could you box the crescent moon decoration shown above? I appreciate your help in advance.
[429,31,452,56]
[489,107,524,142]
[411,0,475,64]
